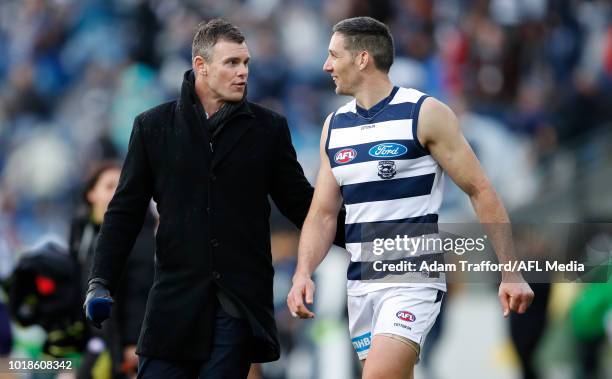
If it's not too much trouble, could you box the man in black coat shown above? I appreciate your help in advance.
[84,19,343,378]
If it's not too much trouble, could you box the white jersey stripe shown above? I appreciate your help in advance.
[332,156,438,186]
[335,99,357,115]
[328,119,413,149]
[388,87,426,105]
[345,195,435,224]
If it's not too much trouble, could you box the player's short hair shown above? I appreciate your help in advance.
[332,17,394,73]
[192,19,245,61]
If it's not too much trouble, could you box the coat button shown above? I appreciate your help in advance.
[212,271,221,280]
[210,238,220,248]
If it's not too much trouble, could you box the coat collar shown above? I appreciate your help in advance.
[178,70,256,168]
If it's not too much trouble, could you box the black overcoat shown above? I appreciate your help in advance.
[90,71,343,362]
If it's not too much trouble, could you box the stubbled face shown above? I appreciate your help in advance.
[323,33,361,96]
[87,168,120,218]
[202,40,250,102]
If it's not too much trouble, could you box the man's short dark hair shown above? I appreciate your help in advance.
[332,17,394,73]
[192,19,245,61]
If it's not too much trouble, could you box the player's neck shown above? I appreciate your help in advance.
[353,75,393,110]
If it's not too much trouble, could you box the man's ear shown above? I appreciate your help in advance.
[355,51,370,71]
[356,51,369,71]
[193,56,209,76]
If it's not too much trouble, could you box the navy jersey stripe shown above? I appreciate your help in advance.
[411,95,430,154]
[329,139,428,168]
[341,173,435,205]
[325,111,336,153]
[345,214,438,243]
[333,102,416,129]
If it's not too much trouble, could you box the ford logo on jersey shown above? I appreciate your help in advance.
[334,148,357,164]
[368,143,407,158]
[396,310,416,322]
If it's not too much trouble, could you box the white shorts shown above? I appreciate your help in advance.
[348,286,444,360]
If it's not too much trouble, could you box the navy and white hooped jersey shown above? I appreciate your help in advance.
[326,86,446,295]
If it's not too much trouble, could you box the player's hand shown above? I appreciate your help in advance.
[498,276,534,317]
[287,273,316,319]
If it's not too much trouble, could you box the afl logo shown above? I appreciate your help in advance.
[334,148,357,164]
[368,143,407,158]
[396,311,416,322]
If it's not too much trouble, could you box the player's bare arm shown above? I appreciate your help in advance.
[418,97,534,317]
[287,113,343,319]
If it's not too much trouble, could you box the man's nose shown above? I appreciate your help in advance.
[238,64,248,78]
[323,58,332,72]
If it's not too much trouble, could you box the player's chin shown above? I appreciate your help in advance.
[335,86,348,96]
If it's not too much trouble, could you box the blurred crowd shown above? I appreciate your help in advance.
[1,0,612,255]
[0,0,611,378]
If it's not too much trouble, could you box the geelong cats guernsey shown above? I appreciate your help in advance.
[326,86,446,296]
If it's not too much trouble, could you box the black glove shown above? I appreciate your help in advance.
[83,278,114,329]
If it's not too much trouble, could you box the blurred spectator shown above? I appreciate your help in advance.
[109,63,165,153]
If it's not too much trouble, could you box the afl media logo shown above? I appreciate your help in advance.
[334,148,357,164]
[396,310,416,322]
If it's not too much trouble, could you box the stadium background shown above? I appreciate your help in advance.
[0,0,611,378]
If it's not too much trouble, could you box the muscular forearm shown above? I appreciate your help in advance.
[470,186,521,279]
[470,184,509,223]
[294,208,338,278]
